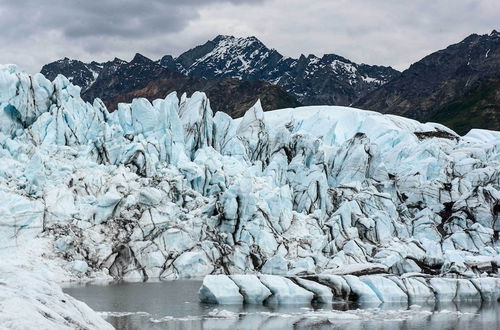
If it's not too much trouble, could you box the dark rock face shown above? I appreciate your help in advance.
[41,58,104,93]
[158,55,178,71]
[204,79,301,117]
[42,53,300,117]
[171,35,400,106]
[81,53,183,104]
[355,30,500,132]
[273,54,399,106]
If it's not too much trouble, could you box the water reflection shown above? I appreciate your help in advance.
[64,281,500,330]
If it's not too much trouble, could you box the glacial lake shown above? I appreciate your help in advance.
[63,280,500,330]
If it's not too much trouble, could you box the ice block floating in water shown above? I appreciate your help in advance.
[199,274,500,305]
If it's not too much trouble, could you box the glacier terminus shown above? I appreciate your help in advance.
[0,64,498,328]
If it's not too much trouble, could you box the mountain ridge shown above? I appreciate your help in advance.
[355,30,500,132]
[42,52,301,116]
[41,35,399,113]
[41,32,500,133]
[168,35,400,106]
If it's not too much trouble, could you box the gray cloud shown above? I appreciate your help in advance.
[1,0,260,38]
[0,0,497,73]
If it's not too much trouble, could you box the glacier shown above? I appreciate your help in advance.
[0,64,499,325]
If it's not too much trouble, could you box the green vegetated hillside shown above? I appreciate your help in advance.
[429,78,500,135]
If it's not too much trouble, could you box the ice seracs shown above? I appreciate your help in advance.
[0,64,498,319]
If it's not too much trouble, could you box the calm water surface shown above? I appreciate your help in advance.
[64,280,500,330]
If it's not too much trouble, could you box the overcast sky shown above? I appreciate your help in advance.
[1,0,498,73]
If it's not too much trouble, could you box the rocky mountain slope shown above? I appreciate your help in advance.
[41,53,300,116]
[427,77,500,134]
[41,35,399,112]
[356,30,500,133]
[172,35,399,106]
[41,32,500,133]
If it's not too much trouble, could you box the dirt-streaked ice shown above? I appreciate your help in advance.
[0,64,498,326]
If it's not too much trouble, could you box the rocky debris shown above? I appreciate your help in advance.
[198,274,500,305]
[414,129,459,141]
[0,65,499,285]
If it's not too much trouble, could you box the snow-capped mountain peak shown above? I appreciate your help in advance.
[170,35,399,105]
[41,57,104,93]
[176,35,284,80]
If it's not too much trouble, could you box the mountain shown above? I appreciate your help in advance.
[103,74,301,119]
[174,35,285,80]
[41,35,399,114]
[355,30,500,133]
[41,57,105,93]
[41,33,500,133]
[41,53,300,116]
[168,35,400,106]
[427,77,500,134]
[271,53,398,106]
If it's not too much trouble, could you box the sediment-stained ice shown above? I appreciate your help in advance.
[294,278,334,303]
[229,275,272,304]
